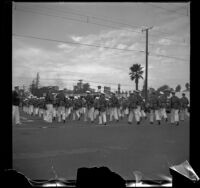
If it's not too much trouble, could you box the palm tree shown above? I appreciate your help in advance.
[129,64,144,90]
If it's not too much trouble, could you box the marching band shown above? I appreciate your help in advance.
[18,89,189,126]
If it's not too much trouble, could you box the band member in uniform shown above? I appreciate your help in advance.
[45,88,54,123]
[159,91,168,122]
[135,90,143,124]
[57,91,66,123]
[98,92,107,125]
[109,92,119,122]
[128,92,137,124]
[170,91,181,126]
[85,91,95,123]
[140,98,147,120]
[148,91,161,125]
[94,96,100,121]
[180,92,189,121]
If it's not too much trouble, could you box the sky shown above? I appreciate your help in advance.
[12,2,190,92]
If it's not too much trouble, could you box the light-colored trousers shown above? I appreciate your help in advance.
[33,107,39,116]
[110,107,119,121]
[87,107,94,122]
[128,108,140,122]
[29,105,34,115]
[99,111,107,124]
[13,105,20,124]
[140,110,146,117]
[57,106,65,122]
[94,109,99,119]
[160,108,167,119]
[150,109,161,122]
[180,108,189,120]
[72,109,81,120]
[45,104,53,123]
[38,108,44,117]
[65,107,72,118]
[170,109,179,123]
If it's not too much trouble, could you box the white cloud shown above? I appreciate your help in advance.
[71,36,83,42]
[13,24,189,90]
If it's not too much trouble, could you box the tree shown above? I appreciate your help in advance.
[175,84,181,92]
[129,64,144,90]
[157,85,170,93]
[185,82,190,91]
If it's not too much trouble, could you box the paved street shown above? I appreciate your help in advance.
[13,111,189,181]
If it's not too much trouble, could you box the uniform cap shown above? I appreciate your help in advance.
[86,91,91,93]
[135,90,140,93]
[160,91,164,94]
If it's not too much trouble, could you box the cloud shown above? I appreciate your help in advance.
[13,24,189,90]
[71,36,83,42]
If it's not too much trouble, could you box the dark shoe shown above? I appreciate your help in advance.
[165,118,168,122]
[104,123,107,125]
[175,122,179,126]
[145,116,147,120]
[116,119,119,122]
[128,122,131,124]
[150,122,153,124]
[63,120,65,123]
[158,121,161,125]
[137,121,140,125]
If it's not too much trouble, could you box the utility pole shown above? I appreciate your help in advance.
[142,26,153,102]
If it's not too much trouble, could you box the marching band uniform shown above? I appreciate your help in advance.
[170,91,180,126]
[148,92,161,125]
[128,92,137,124]
[45,90,54,123]
[135,91,142,124]
[159,92,168,122]
[180,93,189,121]
[85,91,95,123]
[98,93,107,125]
[109,93,119,122]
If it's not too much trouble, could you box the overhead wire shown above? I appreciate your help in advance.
[14,4,189,45]
[13,33,189,62]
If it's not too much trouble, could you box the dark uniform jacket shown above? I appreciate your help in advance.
[128,95,137,109]
[159,95,168,108]
[99,96,107,112]
[56,93,66,107]
[85,95,94,108]
[13,91,20,106]
[148,94,160,110]
[170,96,180,110]
[122,98,129,110]
[110,96,119,108]
[180,96,189,109]
[45,92,54,104]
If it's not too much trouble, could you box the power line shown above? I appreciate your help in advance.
[13,33,189,62]
[14,4,188,44]
[36,4,189,43]
[146,3,188,17]
[14,6,143,35]
[19,4,142,29]
[149,52,189,62]
[13,33,145,53]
